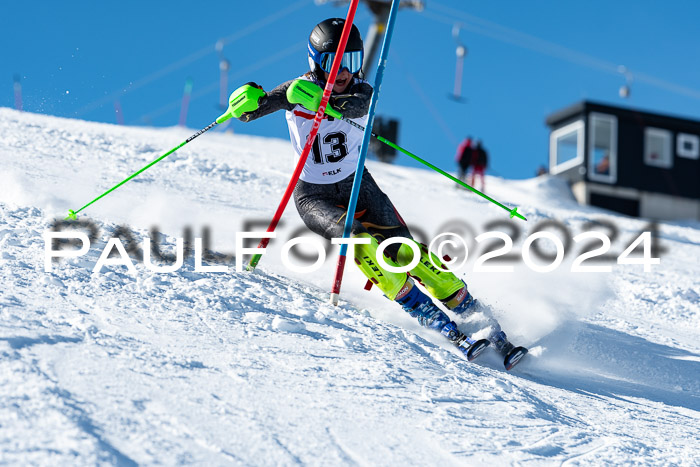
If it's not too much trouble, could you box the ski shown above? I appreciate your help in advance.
[503,346,528,371]
[464,338,491,362]
[489,330,528,370]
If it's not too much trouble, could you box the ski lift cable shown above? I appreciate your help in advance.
[74,0,313,118]
[393,50,459,146]
[131,40,306,125]
[129,8,371,125]
[426,1,700,100]
[423,7,620,74]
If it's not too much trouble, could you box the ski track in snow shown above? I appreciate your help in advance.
[0,108,699,465]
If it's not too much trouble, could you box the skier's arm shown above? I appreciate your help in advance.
[328,81,373,119]
[236,81,296,122]
[284,78,373,119]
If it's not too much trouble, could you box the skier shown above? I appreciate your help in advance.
[230,18,526,369]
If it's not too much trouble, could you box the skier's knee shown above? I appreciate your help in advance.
[396,240,464,301]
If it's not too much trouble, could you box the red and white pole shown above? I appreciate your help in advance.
[247,0,361,271]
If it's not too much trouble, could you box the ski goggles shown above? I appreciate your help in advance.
[308,43,364,74]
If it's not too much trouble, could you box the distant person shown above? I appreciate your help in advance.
[455,136,473,183]
[470,139,488,191]
[536,165,548,176]
[595,152,610,175]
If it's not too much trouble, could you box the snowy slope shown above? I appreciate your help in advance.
[1,107,699,465]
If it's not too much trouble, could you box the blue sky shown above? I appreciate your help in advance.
[3,0,700,180]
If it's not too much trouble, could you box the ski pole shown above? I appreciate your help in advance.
[367,130,526,220]
[64,85,265,221]
[329,0,401,306]
[246,0,360,271]
[287,81,527,222]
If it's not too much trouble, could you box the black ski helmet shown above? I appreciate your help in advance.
[307,18,364,81]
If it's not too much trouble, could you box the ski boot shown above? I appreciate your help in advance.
[441,286,477,316]
[394,241,478,317]
[351,235,489,362]
[396,281,490,361]
[491,330,528,371]
[440,322,490,361]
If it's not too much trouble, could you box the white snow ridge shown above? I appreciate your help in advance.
[1,107,699,465]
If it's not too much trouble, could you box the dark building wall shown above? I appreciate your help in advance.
[589,192,640,217]
[548,101,700,200]
[607,106,699,199]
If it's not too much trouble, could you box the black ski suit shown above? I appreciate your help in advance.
[237,74,412,258]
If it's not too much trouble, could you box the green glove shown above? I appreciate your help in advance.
[217,82,266,123]
[286,80,343,119]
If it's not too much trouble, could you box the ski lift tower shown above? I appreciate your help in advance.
[315,0,424,163]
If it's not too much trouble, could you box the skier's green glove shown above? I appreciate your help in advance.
[217,82,266,123]
[286,80,343,119]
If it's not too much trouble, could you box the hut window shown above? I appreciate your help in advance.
[588,113,617,183]
[644,128,672,168]
[550,120,584,174]
[677,133,699,160]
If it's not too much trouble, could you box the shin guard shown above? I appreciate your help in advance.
[396,241,465,302]
[352,233,408,301]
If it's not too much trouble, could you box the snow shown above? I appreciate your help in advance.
[1,107,699,465]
